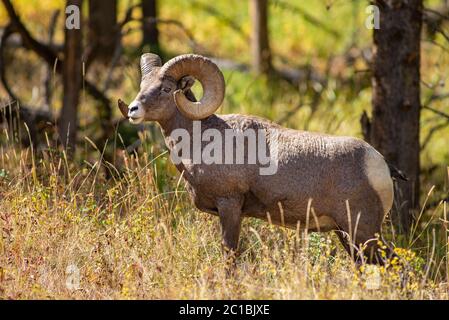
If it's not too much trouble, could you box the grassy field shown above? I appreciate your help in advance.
[0,139,447,299]
[0,0,449,299]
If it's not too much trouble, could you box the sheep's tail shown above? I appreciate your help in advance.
[388,163,408,181]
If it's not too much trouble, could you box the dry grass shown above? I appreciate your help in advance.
[0,129,448,300]
[1,0,449,300]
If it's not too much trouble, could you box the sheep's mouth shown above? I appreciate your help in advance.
[129,117,144,124]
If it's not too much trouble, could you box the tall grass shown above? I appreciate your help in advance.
[0,0,448,300]
[0,119,448,299]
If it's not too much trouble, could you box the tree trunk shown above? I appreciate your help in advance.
[249,0,271,75]
[88,0,118,63]
[370,0,423,234]
[59,0,83,152]
[141,0,159,52]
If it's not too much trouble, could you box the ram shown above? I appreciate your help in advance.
[118,53,402,264]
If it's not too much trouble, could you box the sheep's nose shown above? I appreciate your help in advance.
[128,101,144,122]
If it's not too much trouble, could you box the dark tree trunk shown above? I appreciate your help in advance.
[370,0,423,234]
[59,0,83,152]
[88,0,118,63]
[249,0,271,75]
[141,0,159,52]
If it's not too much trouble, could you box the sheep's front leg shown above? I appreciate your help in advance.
[217,196,243,262]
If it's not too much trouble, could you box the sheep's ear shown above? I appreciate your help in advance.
[178,76,195,93]
[118,99,129,119]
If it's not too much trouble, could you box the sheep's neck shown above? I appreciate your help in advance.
[158,109,193,139]
[157,110,197,180]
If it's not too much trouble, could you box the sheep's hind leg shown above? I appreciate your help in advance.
[216,196,244,265]
[335,224,394,265]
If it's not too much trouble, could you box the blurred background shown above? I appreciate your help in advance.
[0,0,449,299]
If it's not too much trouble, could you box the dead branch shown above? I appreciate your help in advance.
[0,24,53,129]
[2,0,111,100]
[191,1,250,41]
[423,105,449,120]
[421,121,449,150]
[145,17,208,54]
[1,0,113,125]
[44,10,60,109]
[423,5,449,38]
[271,0,340,38]
[1,0,60,69]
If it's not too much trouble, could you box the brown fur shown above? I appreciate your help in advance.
[123,59,395,264]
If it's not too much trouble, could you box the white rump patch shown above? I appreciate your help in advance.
[364,148,394,214]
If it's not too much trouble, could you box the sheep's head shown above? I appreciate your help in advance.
[118,53,225,124]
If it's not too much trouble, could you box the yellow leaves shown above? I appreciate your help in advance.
[394,247,417,261]
[121,264,144,300]
[390,256,400,266]
[106,186,120,204]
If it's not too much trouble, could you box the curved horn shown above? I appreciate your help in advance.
[160,54,225,120]
[140,53,162,79]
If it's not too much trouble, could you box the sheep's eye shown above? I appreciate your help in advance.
[163,87,171,93]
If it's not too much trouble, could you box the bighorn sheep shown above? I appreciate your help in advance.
[118,53,401,264]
